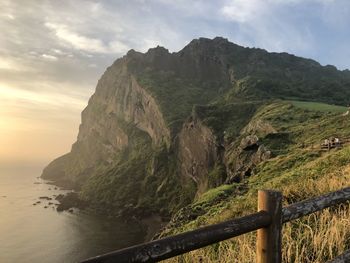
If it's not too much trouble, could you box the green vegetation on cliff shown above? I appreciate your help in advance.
[42,38,350,257]
[162,101,350,262]
[193,102,261,140]
[128,37,350,134]
[80,120,193,217]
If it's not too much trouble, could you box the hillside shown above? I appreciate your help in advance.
[41,36,350,247]
[162,101,350,262]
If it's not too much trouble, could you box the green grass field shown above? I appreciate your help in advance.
[289,100,348,113]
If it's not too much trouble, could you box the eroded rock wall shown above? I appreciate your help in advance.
[178,116,219,196]
[177,113,275,196]
[42,56,170,186]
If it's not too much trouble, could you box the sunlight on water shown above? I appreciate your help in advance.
[0,166,145,263]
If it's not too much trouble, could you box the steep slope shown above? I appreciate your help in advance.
[162,101,350,262]
[43,55,170,187]
[42,37,350,219]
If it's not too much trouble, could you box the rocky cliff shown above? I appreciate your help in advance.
[42,37,350,219]
[178,115,218,196]
[43,54,170,188]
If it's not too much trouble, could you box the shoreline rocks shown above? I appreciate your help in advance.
[39,196,52,200]
[56,192,88,212]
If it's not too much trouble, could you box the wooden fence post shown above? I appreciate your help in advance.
[256,190,282,263]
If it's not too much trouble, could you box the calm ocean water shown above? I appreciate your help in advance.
[0,165,145,263]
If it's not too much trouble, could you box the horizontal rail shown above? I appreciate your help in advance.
[282,187,350,223]
[327,249,350,263]
[81,187,350,263]
[82,211,271,263]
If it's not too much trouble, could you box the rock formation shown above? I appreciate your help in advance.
[42,37,350,218]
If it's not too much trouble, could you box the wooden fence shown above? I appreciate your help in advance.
[82,187,350,263]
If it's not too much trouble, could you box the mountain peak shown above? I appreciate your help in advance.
[146,45,169,55]
[184,36,232,48]
[189,36,230,44]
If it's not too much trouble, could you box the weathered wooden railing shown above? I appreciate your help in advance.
[82,187,350,263]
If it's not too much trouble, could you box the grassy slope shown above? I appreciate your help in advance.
[289,100,348,113]
[162,101,350,262]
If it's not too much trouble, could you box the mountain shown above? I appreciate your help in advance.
[42,37,350,220]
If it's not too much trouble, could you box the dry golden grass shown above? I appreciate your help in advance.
[164,164,350,263]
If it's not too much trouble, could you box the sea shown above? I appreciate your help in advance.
[0,164,145,263]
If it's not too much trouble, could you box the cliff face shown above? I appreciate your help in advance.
[178,116,219,196]
[78,62,170,147]
[177,107,275,196]
[42,55,170,187]
[42,37,350,218]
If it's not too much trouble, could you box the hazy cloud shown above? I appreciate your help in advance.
[45,22,130,54]
[41,54,58,61]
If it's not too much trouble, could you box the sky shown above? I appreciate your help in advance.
[1,0,350,168]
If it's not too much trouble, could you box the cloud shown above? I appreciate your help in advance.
[220,0,337,23]
[0,56,34,72]
[42,54,58,61]
[0,58,18,70]
[0,83,84,164]
[218,0,321,53]
[108,40,130,54]
[45,22,129,54]
[0,84,87,110]
[2,13,15,20]
[221,0,265,23]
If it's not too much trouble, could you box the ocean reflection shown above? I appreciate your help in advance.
[0,167,145,263]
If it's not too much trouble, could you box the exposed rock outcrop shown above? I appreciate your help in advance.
[42,56,170,187]
[225,135,271,183]
[178,116,219,196]
[177,111,274,195]
[223,118,276,183]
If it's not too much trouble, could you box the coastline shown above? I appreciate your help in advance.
[43,178,168,243]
